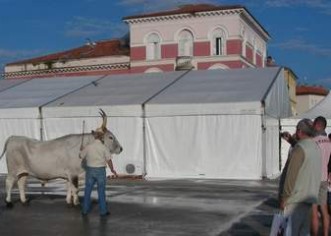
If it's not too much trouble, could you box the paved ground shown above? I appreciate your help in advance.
[0,175,280,236]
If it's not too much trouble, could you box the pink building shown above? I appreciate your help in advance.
[4,4,270,79]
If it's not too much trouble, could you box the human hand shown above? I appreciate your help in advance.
[111,170,118,178]
[281,132,291,141]
[279,200,285,210]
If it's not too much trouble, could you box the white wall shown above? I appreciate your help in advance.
[296,94,326,115]
[145,114,263,179]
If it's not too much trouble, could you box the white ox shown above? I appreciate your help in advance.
[0,110,122,207]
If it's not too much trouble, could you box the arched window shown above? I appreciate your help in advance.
[145,67,163,73]
[178,30,193,56]
[241,27,246,57]
[208,63,229,70]
[146,33,161,60]
[211,29,226,56]
[253,37,257,64]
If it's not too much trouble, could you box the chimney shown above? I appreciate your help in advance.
[266,56,275,67]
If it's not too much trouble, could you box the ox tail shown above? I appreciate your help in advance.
[0,137,10,160]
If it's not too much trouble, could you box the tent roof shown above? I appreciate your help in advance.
[0,67,288,118]
[45,71,186,107]
[42,67,287,117]
[42,71,187,117]
[148,67,281,104]
[0,76,100,118]
[0,78,30,93]
[0,76,100,108]
[145,67,285,116]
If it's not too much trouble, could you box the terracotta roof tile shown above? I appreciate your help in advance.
[8,39,130,66]
[296,85,329,96]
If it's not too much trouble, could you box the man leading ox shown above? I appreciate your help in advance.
[80,110,119,217]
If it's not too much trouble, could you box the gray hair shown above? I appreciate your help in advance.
[296,118,315,137]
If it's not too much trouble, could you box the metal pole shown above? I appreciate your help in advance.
[80,120,85,150]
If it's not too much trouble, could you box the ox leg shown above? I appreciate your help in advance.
[66,181,72,205]
[70,176,80,206]
[17,173,29,205]
[65,174,80,206]
[5,175,16,208]
[65,176,80,206]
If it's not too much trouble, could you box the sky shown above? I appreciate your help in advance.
[0,0,331,88]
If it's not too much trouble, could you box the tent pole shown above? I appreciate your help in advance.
[38,106,44,141]
[278,118,282,171]
[142,108,147,177]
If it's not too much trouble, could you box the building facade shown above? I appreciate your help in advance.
[284,67,298,115]
[4,4,270,79]
[4,39,130,79]
[296,85,329,114]
[125,4,270,73]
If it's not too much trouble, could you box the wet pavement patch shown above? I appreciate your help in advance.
[0,176,281,236]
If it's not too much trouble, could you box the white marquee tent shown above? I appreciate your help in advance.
[0,67,292,179]
[42,71,187,176]
[144,67,291,179]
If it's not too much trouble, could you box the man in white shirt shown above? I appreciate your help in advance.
[80,128,117,216]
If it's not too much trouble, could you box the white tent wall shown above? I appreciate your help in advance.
[262,117,281,178]
[0,114,40,173]
[261,68,291,178]
[42,113,144,176]
[145,114,263,179]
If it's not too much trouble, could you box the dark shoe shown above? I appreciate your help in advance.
[100,212,110,217]
[5,200,13,208]
[21,198,30,206]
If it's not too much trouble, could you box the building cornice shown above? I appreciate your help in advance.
[4,63,130,79]
[239,12,270,41]
[125,7,270,42]
[124,9,243,25]
[130,55,256,68]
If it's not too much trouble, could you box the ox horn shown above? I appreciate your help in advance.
[98,108,107,131]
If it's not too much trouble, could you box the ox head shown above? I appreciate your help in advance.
[92,109,123,155]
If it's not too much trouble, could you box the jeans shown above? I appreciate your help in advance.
[82,166,108,215]
[284,203,312,235]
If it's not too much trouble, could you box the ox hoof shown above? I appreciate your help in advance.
[5,200,13,208]
[72,204,81,209]
[21,199,30,206]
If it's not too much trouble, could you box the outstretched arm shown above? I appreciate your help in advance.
[107,159,118,177]
[281,131,297,147]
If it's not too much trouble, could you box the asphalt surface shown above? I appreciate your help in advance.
[0,175,280,236]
